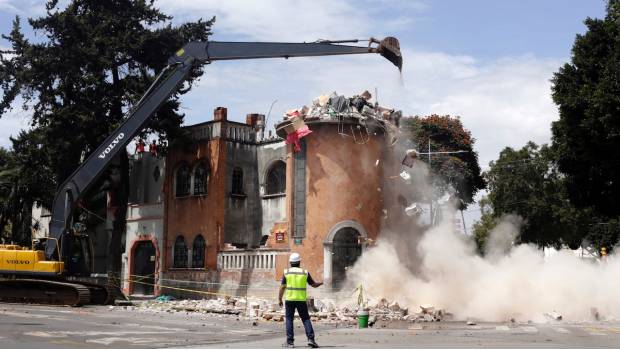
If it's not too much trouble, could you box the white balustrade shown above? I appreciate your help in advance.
[217,250,278,270]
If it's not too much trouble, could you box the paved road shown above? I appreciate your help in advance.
[217,322,620,348]
[2,304,620,348]
[0,303,281,348]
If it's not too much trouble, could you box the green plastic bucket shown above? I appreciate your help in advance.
[357,310,369,328]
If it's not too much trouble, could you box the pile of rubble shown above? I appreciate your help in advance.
[128,295,452,326]
[365,299,452,324]
[132,296,265,316]
[286,90,402,126]
[279,90,402,151]
[266,298,452,325]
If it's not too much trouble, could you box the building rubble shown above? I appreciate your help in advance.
[279,90,402,151]
[114,296,608,325]
[127,296,452,326]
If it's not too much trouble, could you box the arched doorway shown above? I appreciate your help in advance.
[132,241,156,295]
[323,220,368,290]
[331,228,362,290]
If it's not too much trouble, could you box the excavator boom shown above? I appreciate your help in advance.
[45,37,402,271]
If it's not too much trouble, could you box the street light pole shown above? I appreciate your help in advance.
[428,138,433,225]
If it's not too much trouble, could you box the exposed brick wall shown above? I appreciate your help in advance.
[286,123,384,282]
[163,136,227,271]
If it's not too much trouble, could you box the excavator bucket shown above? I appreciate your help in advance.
[377,37,402,71]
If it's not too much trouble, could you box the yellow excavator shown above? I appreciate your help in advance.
[0,37,402,306]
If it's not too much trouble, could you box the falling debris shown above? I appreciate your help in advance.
[281,114,312,152]
[399,171,411,184]
[543,311,563,321]
[405,203,423,217]
[590,307,600,321]
[402,149,418,168]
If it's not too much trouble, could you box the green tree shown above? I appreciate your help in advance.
[484,142,587,248]
[0,130,55,245]
[0,0,213,270]
[402,115,485,209]
[471,196,496,254]
[551,0,620,217]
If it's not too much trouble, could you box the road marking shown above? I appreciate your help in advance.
[520,326,538,333]
[86,337,160,346]
[25,330,176,338]
[23,331,66,338]
[2,311,50,319]
[553,327,570,334]
[495,326,510,331]
[584,327,606,336]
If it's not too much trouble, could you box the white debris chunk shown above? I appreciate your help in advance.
[399,171,411,184]
[405,203,423,217]
[544,311,563,321]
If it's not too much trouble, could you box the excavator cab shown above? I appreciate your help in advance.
[61,223,94,277]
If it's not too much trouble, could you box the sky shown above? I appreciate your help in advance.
[0,0,609,227]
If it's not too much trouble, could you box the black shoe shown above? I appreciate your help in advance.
[308,340,319,348]
[283,342,294,348]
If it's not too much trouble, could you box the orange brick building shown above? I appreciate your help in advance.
[125,106,389,296]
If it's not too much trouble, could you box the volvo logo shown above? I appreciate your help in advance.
[98,132,125,159]
[7,260,30,265]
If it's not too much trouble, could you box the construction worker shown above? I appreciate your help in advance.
[135,139,146,158]
[148,140,157,157]
[279,252,322,348]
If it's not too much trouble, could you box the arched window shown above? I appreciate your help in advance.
[192,235,206,268]
[175,163,190,197]
[232,167,244,195]
[173,235,188,268]
[266,161,286,195]
[193,162,208,195]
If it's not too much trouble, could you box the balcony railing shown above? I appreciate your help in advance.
[217,250,279,270]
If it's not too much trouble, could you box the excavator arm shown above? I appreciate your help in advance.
[45,37,402,269]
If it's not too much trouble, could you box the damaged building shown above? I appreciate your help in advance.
[121,91,399,297]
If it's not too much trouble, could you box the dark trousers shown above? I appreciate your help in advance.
[285,300,315,344]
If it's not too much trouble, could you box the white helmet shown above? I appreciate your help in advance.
[289,252,301,263]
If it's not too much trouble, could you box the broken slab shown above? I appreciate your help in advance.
[543,311,562,321]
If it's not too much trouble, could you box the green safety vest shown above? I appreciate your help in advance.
[284,267,308,301]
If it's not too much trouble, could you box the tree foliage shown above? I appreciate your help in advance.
[484,142,593,249]
[0,0,213,260]
[471,197,496,254]
[551,0,620,217]
[0,130,55,244]
[1,0,213,185]
[403,115,485,208]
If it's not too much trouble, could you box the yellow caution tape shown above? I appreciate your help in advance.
[121,275,249,299]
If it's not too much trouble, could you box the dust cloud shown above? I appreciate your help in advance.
[343,137,620,323]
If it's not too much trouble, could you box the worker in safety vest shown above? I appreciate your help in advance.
[279,252,322,348]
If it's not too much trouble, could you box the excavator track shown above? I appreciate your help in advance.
[74,280,116,305]
[0,279,90,306]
